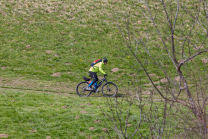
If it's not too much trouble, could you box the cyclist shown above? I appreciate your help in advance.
[86,58,108,92]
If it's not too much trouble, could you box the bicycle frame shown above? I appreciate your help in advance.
[95,77,107,89]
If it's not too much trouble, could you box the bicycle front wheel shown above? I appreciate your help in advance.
[102,82,118,97]
[76,82,91,97]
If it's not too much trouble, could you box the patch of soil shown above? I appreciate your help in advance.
[53,54,58,57]
[65,63,72,65]
[62,106,67,108]
[80,110,88,114]
[46,50,53,54]
[156,85,162,89]
[144,83,151,86]
[26,45,31,48]
[111,68,120,72]
[0,134,8,138]
[202,58,208,64]
[175,76,181,82]
[51,72,62,77]
[142,90,151,95]
[89,127,95,130]
[153,81,160,84]
[149,74,156,76]
[129,73,136,77]
[94,120,101,123]
[30,130,37,133]
[102,128,108,131]
[160,78,168,83]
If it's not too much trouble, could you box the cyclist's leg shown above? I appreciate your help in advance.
[94,82,97,89]
[88,71,98,88]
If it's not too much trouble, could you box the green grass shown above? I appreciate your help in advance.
[0,0,206,92]
[0,0,148,93]
[0,0,207,138]
[0,89,108,138]
[0,89,154,138]
[0,0,132,89]
[0,88,184,138]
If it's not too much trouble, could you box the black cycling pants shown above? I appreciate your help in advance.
[89,71,98,85]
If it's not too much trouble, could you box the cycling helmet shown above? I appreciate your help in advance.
[103,58,108,63]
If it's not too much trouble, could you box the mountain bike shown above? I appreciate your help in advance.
[76,76,118,97]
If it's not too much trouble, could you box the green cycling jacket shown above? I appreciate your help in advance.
[89,61,106,75]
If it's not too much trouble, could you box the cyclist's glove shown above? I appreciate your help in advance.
[104,74,108,77]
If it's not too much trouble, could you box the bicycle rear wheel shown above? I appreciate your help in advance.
[76,82,92,97]
[102,82,118,97]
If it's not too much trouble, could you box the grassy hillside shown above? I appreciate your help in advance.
[0,88,182,138]
[0,1,154,138]
[0,0,207,138]
[1,0,206,94]
[0,89,138,138]
[0,0,142,92]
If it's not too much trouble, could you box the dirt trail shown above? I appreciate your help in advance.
[0,76,76,95]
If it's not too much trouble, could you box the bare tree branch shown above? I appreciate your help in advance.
[141,0,177,69]
[178,49,208,69]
